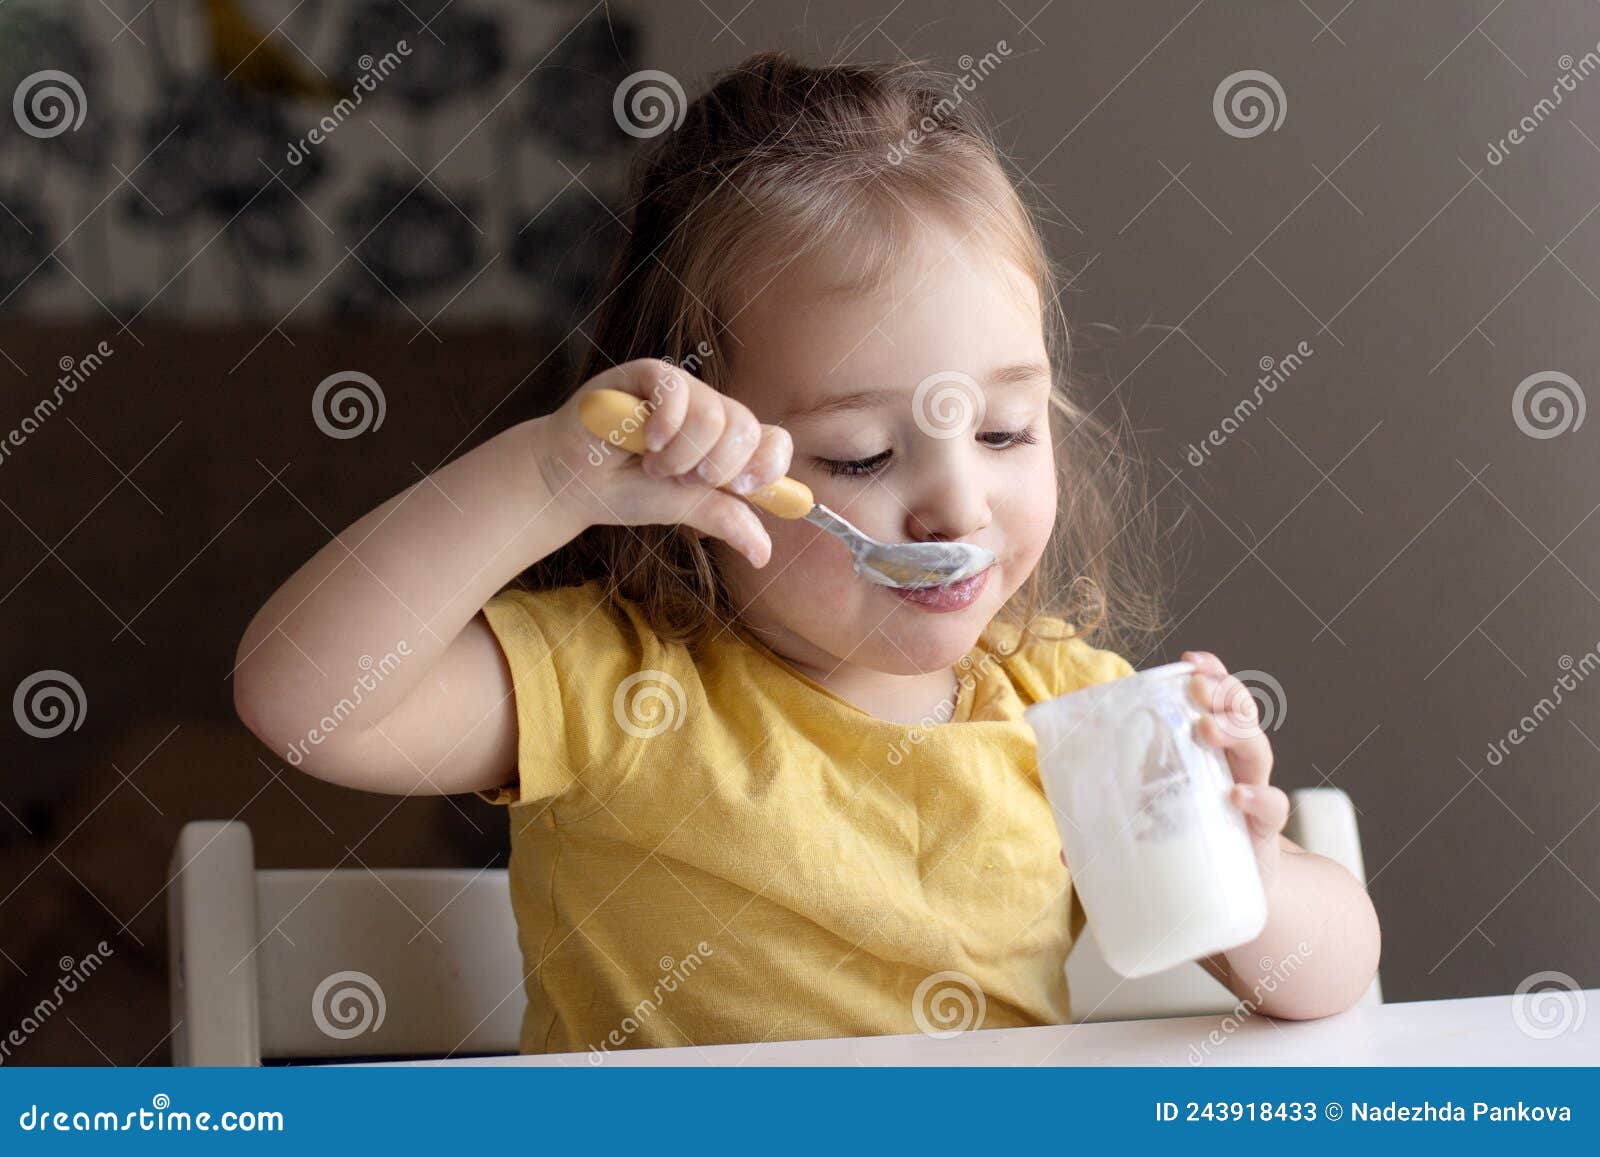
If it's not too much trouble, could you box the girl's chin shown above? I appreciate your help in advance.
[870,611,992,675]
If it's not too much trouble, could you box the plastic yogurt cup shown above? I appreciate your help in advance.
[1023,660,1268,979]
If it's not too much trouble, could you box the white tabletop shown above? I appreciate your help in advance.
[363,989,1599,1067]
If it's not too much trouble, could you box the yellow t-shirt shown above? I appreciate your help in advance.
[475,577,1134,1056]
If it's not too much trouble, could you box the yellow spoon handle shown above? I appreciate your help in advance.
[577,387,815,520]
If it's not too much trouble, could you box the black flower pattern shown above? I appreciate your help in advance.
[524,12,642,157]
[338,0,504,112]
[124,77,325,266]
[0,1,631,322]
[0,5,110,169]
[335,173,480,314]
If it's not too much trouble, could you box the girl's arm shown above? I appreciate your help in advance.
[231,415,587,796]
[231,360,793,797]
[1198,834,1382,1020]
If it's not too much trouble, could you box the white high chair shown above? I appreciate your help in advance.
[167,786,1378,1064]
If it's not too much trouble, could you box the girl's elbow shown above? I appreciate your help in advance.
[232,671,334,783]
[231,632,278,741]
[1297,908,1382,1020]
[232,666,277,753]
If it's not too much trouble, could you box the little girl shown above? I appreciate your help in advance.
[234,52,1379,1056]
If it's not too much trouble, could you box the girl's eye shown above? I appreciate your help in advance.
[819,448,896,473]
[813,427,1040,478]
[972,428,1036,451]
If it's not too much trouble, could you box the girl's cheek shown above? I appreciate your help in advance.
[1012,460,1058,541]
[768,519,857,592]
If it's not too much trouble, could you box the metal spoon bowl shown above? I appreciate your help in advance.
[801,503,994,589]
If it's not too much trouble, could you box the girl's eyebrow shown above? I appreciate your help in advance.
[989,360,1053,387]
[780,387,899,424]
[780,360,1051,424]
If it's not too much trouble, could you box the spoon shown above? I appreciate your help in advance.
[577,388,996,589]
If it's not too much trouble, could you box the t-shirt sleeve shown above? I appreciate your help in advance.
[473,580,651,809]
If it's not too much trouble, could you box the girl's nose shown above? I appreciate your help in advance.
[901,455,991,546]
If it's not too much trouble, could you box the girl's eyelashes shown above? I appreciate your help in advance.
[972,428,1036,451]
[819,448,896,473]
[812,428,1036,476]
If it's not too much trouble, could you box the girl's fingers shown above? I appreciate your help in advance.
[1234,783,1290,838]
[689,397,763,489]
[732,424,794,494]
[1193,702,1274,786]
[648,387,727,478]
[1190,672,1260,734]
[1186,664,1277,786]
[1181,650,1227,678]
[593,359,690,453]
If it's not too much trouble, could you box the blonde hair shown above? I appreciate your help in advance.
[517,50,1167,660]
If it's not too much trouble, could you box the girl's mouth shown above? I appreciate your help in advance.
[892,565,992,613]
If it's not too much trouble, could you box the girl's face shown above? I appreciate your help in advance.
[716,221,1058,680]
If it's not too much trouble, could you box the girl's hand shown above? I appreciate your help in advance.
[1183,649,1289,892]
[536,358,793,568]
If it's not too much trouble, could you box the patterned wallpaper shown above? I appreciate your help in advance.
[0,0,639,328]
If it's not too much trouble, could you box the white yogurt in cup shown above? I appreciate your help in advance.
[1023,660,1268,978]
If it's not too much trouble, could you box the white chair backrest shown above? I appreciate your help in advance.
[168,821,525,1064]
[255,868,525,1060]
